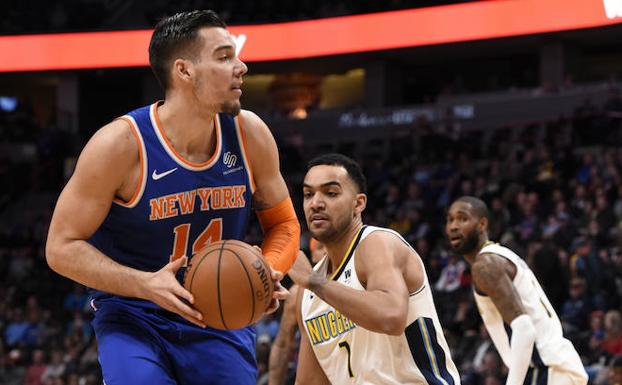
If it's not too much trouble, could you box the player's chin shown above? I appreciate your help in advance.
[449,240,470,255]
[308,227,331,243]
[221,100,241,116]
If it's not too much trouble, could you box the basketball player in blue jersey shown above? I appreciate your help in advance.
[288,154,460,385]
[446,196,587,385]
[45,10,300,385]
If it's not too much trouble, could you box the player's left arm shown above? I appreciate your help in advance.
[239,110,300,274]
[289,232,410,335]
[472,253,537,385]
[269,284,299,385]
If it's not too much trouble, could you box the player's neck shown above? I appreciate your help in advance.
[157,99,218,157]
[465,237,491,264]
[325,219,363,276]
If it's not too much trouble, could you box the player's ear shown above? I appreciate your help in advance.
[479,216,488,232]
[173,58,194,84]
[354,193,367,215]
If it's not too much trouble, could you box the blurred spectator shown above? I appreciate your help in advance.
[560,277,592,335]
[488,197,510,241]
[572,237,606,292]
[4,309,32,347]
[603,311,622,357]
[435,254,467,294]
[63,285,88,314]
[607,355,622,385]
[41,350,65,383]
[256,314,280,343]
[79,339,99,370]
[65,312,92,342]
[582,311,608,370]
[595,196,616,240]
[434,254,469,328]
[256,334,272,385]
[455,324,494,378]
[528,241,567,310]
[0,349,27,385]
[467,350,505,385]
[24,349,47,385]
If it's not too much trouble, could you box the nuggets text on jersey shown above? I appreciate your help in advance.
[305,310,357,345]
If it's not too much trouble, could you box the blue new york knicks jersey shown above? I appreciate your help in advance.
[88,103,258,385]
[90,102,254,277]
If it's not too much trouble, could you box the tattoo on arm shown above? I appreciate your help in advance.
[308,271,329,297]
[472,254,525,324]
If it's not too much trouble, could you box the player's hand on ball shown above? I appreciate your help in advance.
[287,250,314,289]
[266,268,289,314]
[142,256,206,328]
[251,245,288,314]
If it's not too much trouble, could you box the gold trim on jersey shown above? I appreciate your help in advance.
[478,240,497,252]
[418,318,451,385]
[329,225,365,281]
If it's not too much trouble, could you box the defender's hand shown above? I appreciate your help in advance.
[265,269,289,314]
[287,250,314,289]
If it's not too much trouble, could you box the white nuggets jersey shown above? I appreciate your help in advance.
[474,243,587,385]
[301,226,460,385]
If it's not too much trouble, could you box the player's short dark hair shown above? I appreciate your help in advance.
[149,10,226,91]
[612,354,622,368]
[307,153,367,194]
[454,196,490,220]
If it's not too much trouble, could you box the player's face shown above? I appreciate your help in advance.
[190,27,247,115]
[303,165,366,243]
[445,201,483,255]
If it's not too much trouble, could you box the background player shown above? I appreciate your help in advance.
[45,10,299,385]
[288,153,460,385]
[445,196,588,385]
[268,239,326,385]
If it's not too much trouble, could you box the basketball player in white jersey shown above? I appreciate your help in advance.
[288,153,460,385]
[445,196,588,385]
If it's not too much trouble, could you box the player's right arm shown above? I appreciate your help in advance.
[288,232,411,335]
[294,286,330,385]
[472,253,536,385]
[45,120,204,327]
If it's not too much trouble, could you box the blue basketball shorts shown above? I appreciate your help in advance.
[91,297,257,385]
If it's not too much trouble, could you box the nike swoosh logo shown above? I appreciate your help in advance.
[152,168,178,180]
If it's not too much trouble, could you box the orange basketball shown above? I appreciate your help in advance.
[183,240,274,330]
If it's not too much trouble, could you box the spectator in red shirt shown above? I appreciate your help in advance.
[603,310,622,356]
[23,349,47,385]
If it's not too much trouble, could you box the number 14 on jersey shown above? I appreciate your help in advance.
[170,218,223,261]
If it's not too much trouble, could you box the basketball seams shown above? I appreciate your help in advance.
[186,249,219,297]
[224,246,256,326]
[217,241,228,329]
[183,240,273,330]
[228,242,273,312]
